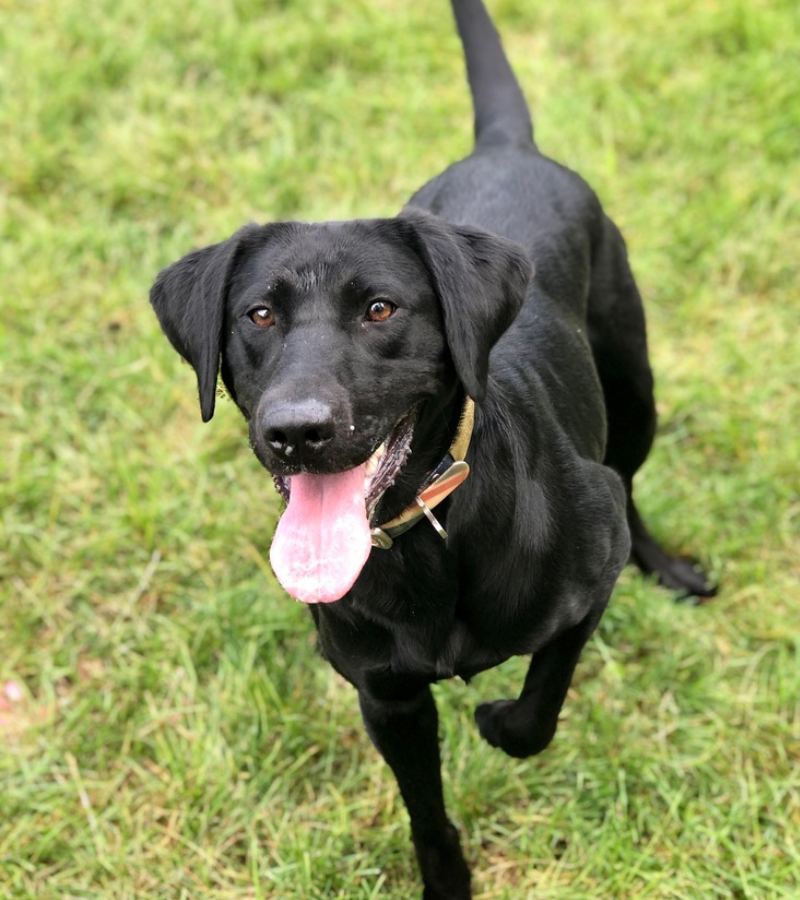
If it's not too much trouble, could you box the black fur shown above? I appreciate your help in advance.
[149,1,715,896]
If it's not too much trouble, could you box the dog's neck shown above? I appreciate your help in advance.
[370,396,475,549]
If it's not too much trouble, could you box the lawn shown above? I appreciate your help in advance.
[1,0,799,897]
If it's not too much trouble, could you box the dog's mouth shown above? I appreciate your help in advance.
[269,412,415,605]
[270,411,415,518]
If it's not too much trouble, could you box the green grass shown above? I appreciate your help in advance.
[1,0,799,897]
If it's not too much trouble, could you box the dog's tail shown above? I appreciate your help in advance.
[450,0,534,149]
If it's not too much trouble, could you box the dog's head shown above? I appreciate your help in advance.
[150,208,530,602]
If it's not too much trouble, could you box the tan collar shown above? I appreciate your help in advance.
[370,398,475,549]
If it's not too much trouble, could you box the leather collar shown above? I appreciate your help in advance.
[370,398,475,549]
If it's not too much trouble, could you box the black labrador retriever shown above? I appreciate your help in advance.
[150,0,715,896]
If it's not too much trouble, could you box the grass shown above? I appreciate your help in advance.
[1,0,798,897]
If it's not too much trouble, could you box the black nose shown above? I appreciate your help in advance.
[262,399,335,460]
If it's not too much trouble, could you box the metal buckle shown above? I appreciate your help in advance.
[370,527,394,549]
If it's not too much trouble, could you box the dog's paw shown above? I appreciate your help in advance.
[423,885,471,900]
[630,529,716,601]
[474,699,514,749]
[635,550,717,602]
[475,699,553,758]
[418,822,471,900]
[658,556,717,602]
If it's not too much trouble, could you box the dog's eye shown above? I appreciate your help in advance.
[366,300,396,323]
[248,307,275,328]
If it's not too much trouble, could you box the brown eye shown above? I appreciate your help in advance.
[248,307,275,328]
[366,299,396,323]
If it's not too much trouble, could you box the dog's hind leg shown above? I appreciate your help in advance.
[359,685,472,900]
[587,218,716,598]
[475,613,600,759]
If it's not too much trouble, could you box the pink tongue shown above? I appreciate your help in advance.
[270,466,372,604]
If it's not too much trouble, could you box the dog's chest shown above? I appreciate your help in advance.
[316,547,512,686]
[389,615,509,681]
[338,587,515,686]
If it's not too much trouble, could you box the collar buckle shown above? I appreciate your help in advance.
[371,398,475,549]
[370,527,394,549]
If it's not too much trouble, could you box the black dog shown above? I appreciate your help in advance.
[150,0,714,896]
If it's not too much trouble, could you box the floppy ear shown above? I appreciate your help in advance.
[397,208,531,402]
[150,224,260,422]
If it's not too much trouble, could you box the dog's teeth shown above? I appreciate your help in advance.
[365,443,386,478]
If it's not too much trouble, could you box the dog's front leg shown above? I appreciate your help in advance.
[358,686,471,900]
[475,612,603,759]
